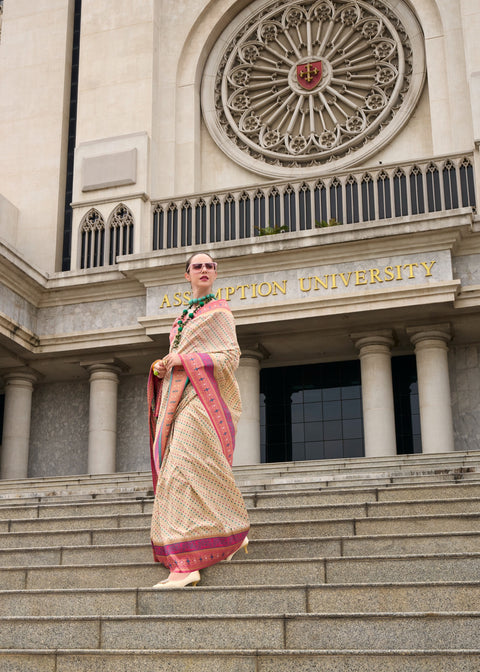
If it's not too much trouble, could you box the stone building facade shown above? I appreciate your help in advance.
[0,0,479,478]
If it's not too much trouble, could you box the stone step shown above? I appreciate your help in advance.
[0,580,478,618]
[1,470,479,510]
[248,497,480,524]
[3,478,480,515]
[3,468,479,504]
[0,492,478,530]
[0,612,478,651]
[0,552,477,590]
[254,512,480,538]
[0,557,324,590]
[1,510,478,543]
[234,460,480,485]
[0,530,478,567]
[254,481,480,507]
[1,648,479,672]
[240,471,480,491]
[0,451,478,496]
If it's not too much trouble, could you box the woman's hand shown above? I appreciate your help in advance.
[163,353,182,372]
[152,359,166,378]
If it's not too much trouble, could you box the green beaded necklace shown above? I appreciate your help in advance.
[171,293,216,350]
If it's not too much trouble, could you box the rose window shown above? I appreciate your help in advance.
[201,0,425,178]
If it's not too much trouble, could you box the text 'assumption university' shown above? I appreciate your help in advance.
[158,260,438,308]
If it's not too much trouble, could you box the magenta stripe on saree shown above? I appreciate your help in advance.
[180,352,236,466]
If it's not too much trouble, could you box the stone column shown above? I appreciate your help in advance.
[85,363,121,474]
[1,369,38,479]
[352,331,397,458]
[407,325,454,454]
[234,349,263,465]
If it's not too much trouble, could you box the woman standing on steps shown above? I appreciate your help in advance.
[147,252,250,588]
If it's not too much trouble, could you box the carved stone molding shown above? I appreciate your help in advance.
[202,0,425,178]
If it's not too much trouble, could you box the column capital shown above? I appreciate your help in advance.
[1,367,40,386]
[239,342,269,362]
[350,330,395,353]
[407,323,452,348]
[80,358,129,378]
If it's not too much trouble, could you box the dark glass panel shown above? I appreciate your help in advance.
[292,443,306,461]
[260,360,365,463]
[305,422,323,442]
[304,403,323,422]
[342,418,363,440]
[392,355,421,454]
[303,388,322,402]
[291,404,304,423]
[324,440,343,459]
[324,420,342,441]
[342,398,362,419]
[323,388,341,402]
[305,442,324,460]
[62,0,82,270]
[291,390,303,404]
[292,424,305,442]
[343,439,364,458]
[323,401,342,420]
[341,385,361,400]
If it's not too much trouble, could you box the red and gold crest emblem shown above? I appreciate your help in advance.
[296,61,323,90]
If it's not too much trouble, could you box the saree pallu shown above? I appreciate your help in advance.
[148,299,250,572]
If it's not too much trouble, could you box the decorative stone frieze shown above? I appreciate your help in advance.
[202,0,426,177]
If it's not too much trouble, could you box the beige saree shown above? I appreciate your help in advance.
[147,299,250,572]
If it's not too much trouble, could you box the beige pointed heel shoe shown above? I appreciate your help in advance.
[153,570,200,589]
[226,537,249,562]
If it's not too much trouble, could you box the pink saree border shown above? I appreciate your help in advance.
[179,351,236,465]
[151,530,248,571]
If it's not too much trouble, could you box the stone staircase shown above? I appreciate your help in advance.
[0,451,479,671]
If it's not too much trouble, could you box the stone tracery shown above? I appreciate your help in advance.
[202,0,425,177]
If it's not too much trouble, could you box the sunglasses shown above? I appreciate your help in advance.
[188,262,217,271]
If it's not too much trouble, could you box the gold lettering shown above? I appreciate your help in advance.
[340,272,352,287]
[313,275,329,290]
[299,277,312,292]
[331,273,338,289]
[370,268,383,284]
[225,287,235,301]
[384,266,395,281]
[236,284,250,299]
[420,260,436,277]
[159,294,171,309]
[251,283,257,298]
[182,291,191,305]
[272,280,287,295]
[355,270,367,286]
[173,292,182,307]
[395,265,403,280]
[403,263,419,279]
[258,282,272,297]
[215,288,222,300]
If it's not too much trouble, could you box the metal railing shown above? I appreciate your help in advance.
[151,153,476,250]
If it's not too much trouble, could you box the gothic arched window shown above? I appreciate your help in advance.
[80,209,105,269]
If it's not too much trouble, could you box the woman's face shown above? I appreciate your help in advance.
[185,253,218,297]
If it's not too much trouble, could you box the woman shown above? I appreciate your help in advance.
[147,252,250,588]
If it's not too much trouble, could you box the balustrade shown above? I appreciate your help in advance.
[151,153,476,251]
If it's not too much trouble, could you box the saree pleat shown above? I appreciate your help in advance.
[149,299,250,572]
